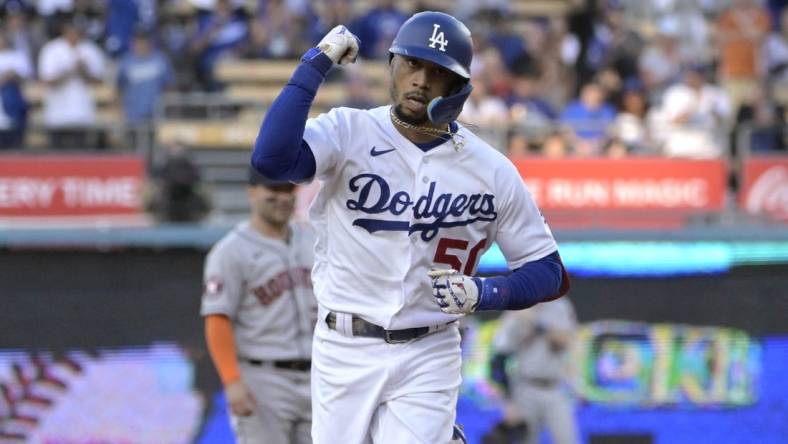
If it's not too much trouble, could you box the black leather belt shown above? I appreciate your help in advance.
[326,312,437,344]
[246,359,311,371]
[524,377,559,388]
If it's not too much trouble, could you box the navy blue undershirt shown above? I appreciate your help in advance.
[250,48,329,182]
[474,251,566,311]
[251,47,568,311]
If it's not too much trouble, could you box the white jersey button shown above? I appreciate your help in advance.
[422,176,429,183]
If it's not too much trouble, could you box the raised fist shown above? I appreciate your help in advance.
[317,25,360,65]
[428,269,481,315]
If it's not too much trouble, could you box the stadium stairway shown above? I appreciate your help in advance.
[187,148,252,224]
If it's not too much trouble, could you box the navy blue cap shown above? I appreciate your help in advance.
[248,167,295,189]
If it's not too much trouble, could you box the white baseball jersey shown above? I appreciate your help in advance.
[201,221,316,360]
[303,105,557,329]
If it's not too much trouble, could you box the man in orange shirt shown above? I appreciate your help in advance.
[716,0,772,111]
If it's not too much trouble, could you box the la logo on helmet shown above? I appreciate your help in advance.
[428,24,448,52]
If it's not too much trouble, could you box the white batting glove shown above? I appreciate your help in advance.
[317,25,360,65]
[428,269,482,315]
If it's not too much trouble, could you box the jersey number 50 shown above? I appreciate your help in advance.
[433,238,487,275]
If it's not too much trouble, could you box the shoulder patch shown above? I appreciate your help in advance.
[203,276,224,298]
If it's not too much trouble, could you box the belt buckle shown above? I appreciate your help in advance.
[384,329,410,344]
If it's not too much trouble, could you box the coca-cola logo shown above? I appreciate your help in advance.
[745,166,788,219]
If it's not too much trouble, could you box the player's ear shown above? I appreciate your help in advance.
[389,54,399,74]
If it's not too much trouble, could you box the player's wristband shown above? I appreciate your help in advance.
[300,47,333,76]
[471,277,484,311]
[284,48,332,95]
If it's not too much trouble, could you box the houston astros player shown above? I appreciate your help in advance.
[251,11,570,444]
[492,297,579,444]
[202,169,316,444]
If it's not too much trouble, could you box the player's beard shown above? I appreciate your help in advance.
[390,84,429,126]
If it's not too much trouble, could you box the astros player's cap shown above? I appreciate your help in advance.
[248,167,297,192]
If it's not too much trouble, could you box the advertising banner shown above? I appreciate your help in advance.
[511,157,727,227]
[0,155,145,220]
[739,156,788,221]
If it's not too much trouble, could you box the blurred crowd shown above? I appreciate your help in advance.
[456,0,787,160]
[0,0,786,159]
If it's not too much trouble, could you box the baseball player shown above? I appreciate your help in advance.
[202,168,316,444]
[251,11,570,444]
[492,297,580,444]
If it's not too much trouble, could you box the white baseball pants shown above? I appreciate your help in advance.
[311,313,462,444]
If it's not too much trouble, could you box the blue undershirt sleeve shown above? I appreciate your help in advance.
[250,48,333,182]
[474,251,568,311]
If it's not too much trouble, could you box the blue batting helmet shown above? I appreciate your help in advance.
[389,11,474,125]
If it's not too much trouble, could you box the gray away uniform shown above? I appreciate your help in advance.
[202,221,317,444]
[493,298,579,444]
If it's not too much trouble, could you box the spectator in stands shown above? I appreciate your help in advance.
[659,1,712,65]
[566,0,600,87]
[104,0,143,57]
[595,67,623,110]
[0,0,31,12]
[190,0,248,90]
[161,8,190,54]
[36,0,73,37]
[764,8,788,105]
[609,82,655,155]
[244,0,313,59]
[117,27,175,149]
[0,31,31,149]
[243,18,269,59]
[453,0,511,22]
[584,0,643,84]
[735,84,786,153]
[349,0,407,60]
[460,72,509,129]
[507,55,558,156]
[337,69,378,110]
[484,9,528,69]
[459,72,509,152]
[145,140,211,223]
[654,64,732,158]
[716,0,771,112]
[538,15,580,108]
[2,1,37,66]
[160,9,194,90]
[603,137,629,158]
[474,45,512,99]
[38,16,106,149]
[310,0,353,45]
[540,131,571,158]
[560,81,617,156]
[71,0,105,43]
[507,56,558,123]
[36,0,72,16]
[638,20,683,104]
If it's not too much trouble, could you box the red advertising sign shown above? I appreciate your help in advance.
[0,155,145,219]
[739,156,788,221]
[511,157,727,227]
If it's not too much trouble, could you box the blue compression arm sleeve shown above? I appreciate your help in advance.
[250,48,332,181]
[474,251,568,311]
